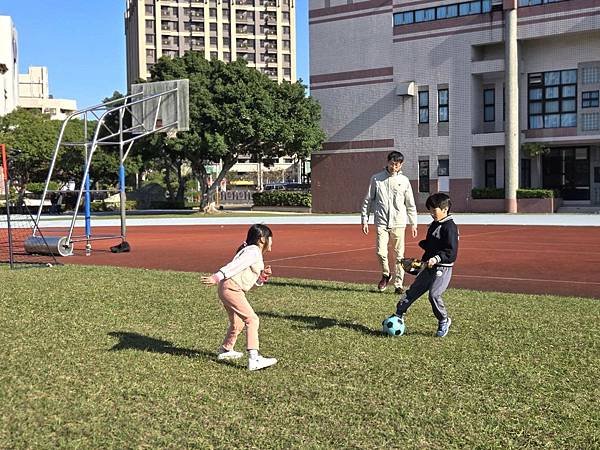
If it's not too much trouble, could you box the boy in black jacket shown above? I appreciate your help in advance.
[394,193,459,337]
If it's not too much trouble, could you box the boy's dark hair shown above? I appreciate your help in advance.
[425,193,452,212]
[387,151,404,163]
[237,223,273,253]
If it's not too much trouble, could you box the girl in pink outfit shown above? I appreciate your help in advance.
[201,224,277,371]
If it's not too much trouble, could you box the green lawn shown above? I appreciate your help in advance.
[0,265,598,449]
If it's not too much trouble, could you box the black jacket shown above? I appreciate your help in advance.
[419,215,459,266]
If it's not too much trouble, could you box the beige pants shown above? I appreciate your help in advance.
[218,279,260,351]
[376,225,406,288]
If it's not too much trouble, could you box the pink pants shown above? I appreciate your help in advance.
[218,279,260,351]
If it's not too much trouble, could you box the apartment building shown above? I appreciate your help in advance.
[0,16,19,117]
[309,0,600,212]
[125,0,300,187]
[125,0,296,86]
[18,66,77,120]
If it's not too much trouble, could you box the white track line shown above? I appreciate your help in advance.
[272,264,599,286]
[267,246,375,263]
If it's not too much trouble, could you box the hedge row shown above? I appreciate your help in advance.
[90,200,138,212]
[471,188,556,199]
[252,191,312,207]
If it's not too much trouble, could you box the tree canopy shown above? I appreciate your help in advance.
[0,108,84,195]
[148,52,325,205]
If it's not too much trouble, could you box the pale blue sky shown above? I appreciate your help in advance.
[0,0,310,108]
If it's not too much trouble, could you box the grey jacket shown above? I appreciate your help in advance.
[361,169,418,228]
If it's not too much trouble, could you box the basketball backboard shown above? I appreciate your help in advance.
[130,79,189,135]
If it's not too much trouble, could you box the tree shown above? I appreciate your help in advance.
[149,52,325,207]
[0,108,85,200]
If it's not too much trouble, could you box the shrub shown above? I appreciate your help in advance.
[253,191,311,207]
[472,188,555,199]
[26,181,60,194]
[90,200,138,212]
[517,189,554,199]
[471,188,504,199]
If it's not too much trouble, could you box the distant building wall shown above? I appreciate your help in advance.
[0,16,19,116]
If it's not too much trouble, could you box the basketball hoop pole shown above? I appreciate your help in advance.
[83,119,92,255]
[1,144,14,268]
[118,108,127,243]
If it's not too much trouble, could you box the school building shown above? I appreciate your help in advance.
[309,0,600,213]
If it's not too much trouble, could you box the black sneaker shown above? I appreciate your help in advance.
[377,274,391,292]
[394,286,407,295]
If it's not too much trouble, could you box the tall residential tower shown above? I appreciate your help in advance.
[125,0,296,87]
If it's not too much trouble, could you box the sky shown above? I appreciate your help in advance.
[0,0,310,108]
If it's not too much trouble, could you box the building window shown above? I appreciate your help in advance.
[520,158,531,188]
[485,159,496,188]
[582,91,600,108]
[483,88,495,122]
[519,0,569,5]
[581,113,600,131]
[581,66,600,85]
[146,34,155,44]
[415,8,435,22]
[393,0,490,26]
[418,91,429,124]
[528,69,577,129]
[419,160,430,192]
[438,159,449,176]
[436,5,458,19]
[438,89,449,122]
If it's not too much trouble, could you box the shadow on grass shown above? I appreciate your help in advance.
[266,279,379,294]
[257,311,385,337]
[107,331,239,367]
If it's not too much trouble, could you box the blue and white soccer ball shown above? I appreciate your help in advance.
[382,315,405,336]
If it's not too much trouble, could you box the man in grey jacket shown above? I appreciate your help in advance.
[361,151,418,293]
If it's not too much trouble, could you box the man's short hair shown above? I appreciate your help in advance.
[425,193,452,211]
[387,151,404,163]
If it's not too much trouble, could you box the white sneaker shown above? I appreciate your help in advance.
[248,355,278,371]
[217,348,244,360]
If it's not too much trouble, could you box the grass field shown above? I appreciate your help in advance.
[1,265,598,449]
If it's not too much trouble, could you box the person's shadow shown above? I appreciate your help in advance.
[107,331,238,366]
[257,311,385,337]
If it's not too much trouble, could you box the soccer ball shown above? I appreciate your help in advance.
[382,315,405,336]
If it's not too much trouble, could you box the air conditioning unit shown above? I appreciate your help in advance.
[396,81,415,97]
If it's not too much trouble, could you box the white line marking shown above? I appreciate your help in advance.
[272,264,599,286]
[267,247,375,263]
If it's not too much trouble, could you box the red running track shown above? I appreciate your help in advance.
[61,224,600,299]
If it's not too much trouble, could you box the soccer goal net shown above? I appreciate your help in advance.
[1,144,59,268]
